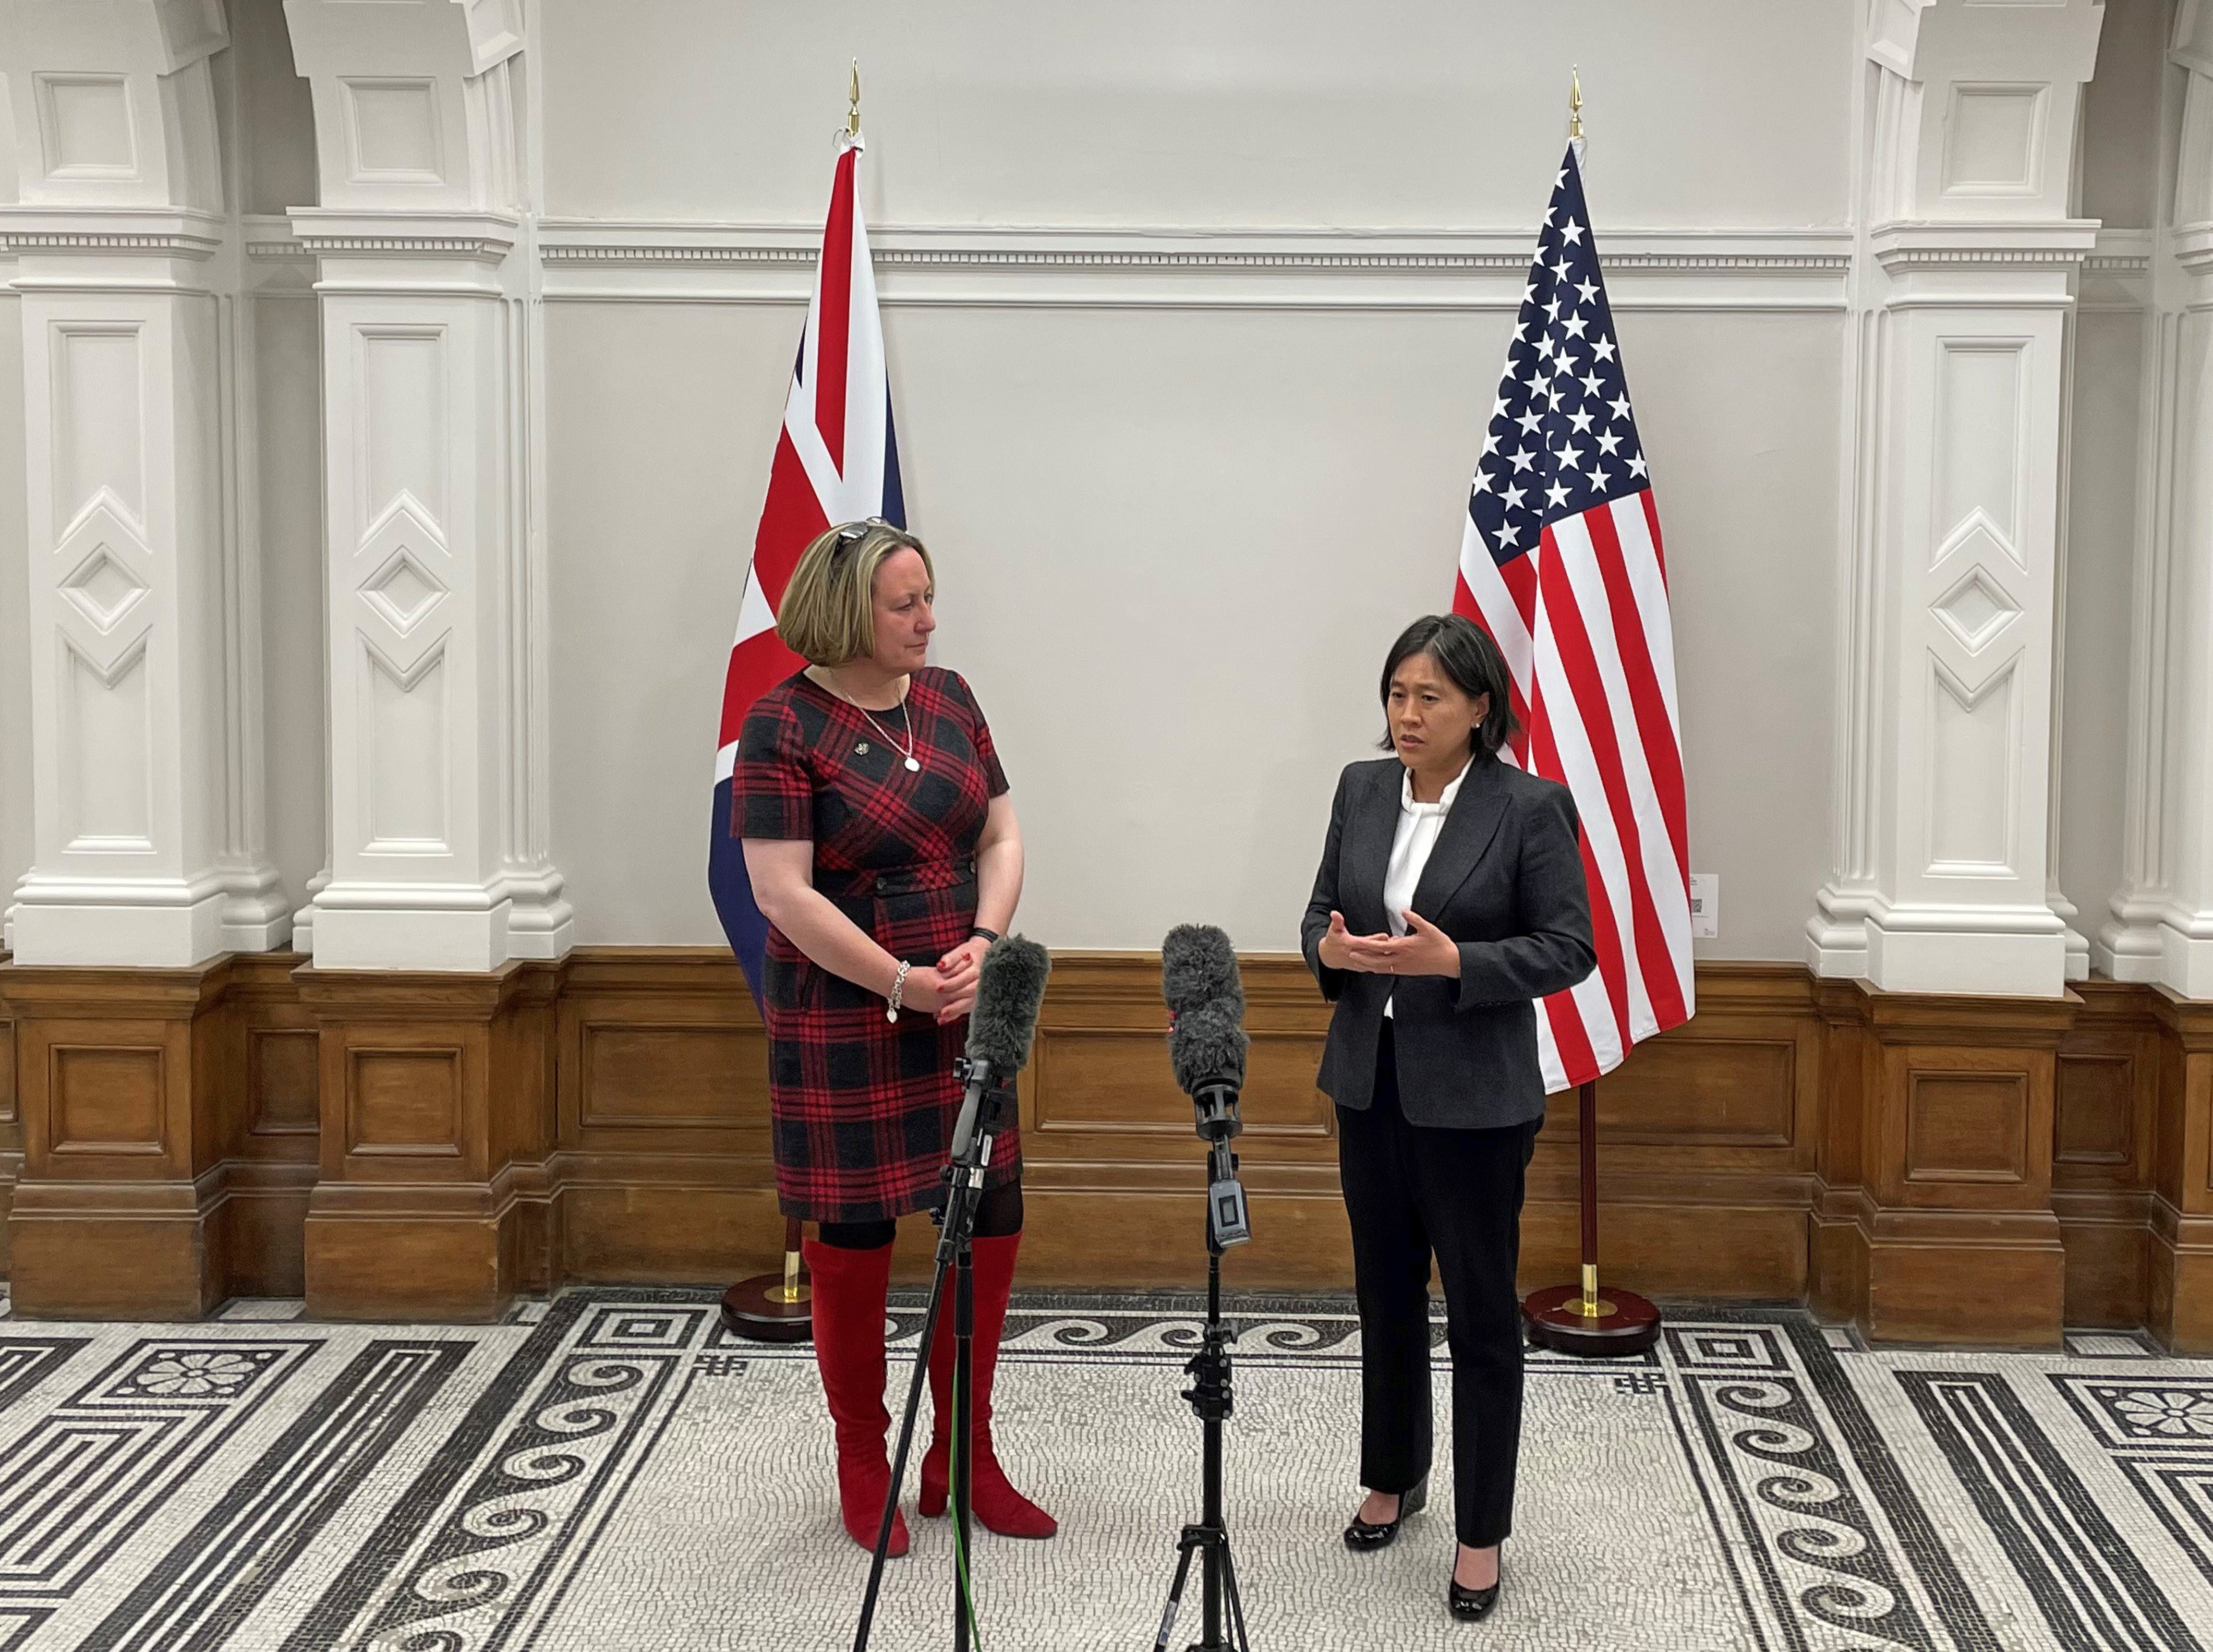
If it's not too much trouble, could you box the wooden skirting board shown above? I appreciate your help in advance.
[1,949,2208,1349]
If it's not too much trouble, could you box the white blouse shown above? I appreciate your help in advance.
[1382,756,1471,1018]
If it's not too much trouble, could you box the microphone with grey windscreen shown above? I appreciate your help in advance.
[948,934,1050,1167]
[1168,1001,1248,1099]
[1162,922,1243,1021]
[1163,923,1249,1098]
[1160,923,1251,1248]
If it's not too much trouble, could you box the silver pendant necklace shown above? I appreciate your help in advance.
[864,702,923,773]
[826,673,922,772]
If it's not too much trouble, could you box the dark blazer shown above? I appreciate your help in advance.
[1300,753,1597,1130]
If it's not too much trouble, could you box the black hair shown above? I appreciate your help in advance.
[1377,613,1517,757]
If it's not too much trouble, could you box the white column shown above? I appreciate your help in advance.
[1810,0,2104,997]
[2098,3,2213,998]
[0,0,287,967]
[283,0,568,971]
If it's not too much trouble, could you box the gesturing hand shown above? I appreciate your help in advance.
[1319,910,1393,973]
[1337,910,1462,979]
[1394,911,1462,978]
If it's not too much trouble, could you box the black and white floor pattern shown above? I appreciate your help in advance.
[0,1284,2209,1650]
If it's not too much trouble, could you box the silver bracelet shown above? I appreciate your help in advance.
[887,959,911,1022]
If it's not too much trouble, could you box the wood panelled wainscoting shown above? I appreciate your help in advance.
[1,952,2208,1349]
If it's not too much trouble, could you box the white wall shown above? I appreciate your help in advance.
[238,0,324,927]
[256,295,325,917]
[541,0,1854,957]
[0,59,21,940]
[538,1,1854,230]
[2081,0,2164,232]
[547,296,1841,955]
[2055,0,2162,956]
[0,285,26,949]
[2059,310,2146,943]
[235,0,316,219]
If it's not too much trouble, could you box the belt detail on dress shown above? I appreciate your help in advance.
[815,859,976,900]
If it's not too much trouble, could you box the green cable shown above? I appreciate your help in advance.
[950,1349,984,1648]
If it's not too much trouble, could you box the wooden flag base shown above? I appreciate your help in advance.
[1520,1077,1664,1359]
[1522,1282,1661,1357]
[720,1218,813,1344]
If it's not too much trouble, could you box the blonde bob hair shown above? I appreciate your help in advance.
[773,518,935,668]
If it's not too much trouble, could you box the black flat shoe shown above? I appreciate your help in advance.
[1342,1478,1426,1552]
[1447,1561,1501,1621]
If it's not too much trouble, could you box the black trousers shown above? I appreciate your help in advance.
[1336,1019,1540,1547]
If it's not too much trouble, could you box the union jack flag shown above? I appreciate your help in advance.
[1455,144,1693,1089]
[710,138,904,1002]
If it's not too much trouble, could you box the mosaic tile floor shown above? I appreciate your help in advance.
[0,1284,2208,1650]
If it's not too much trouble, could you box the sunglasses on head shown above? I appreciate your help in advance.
[830,517,893,559]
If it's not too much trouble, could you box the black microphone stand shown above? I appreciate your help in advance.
[853,1057,1011,1652]
[1151,1080,1253,1652]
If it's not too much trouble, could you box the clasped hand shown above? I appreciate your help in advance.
[899,935,990,1023]
[1317,909,1461,978]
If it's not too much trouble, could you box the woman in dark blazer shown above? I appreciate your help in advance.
[1301,612,1595,1621]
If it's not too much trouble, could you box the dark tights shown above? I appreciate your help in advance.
[815,1179,1025,1250]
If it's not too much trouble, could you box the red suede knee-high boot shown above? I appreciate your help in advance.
[917,1231,1058,1538]
[803,1237,910,1557]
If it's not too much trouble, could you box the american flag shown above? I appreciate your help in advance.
[709,139,904,1002]
[1454,144,1692,1090]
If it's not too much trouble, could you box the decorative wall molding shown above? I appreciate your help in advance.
[285,208,519,263]
[241,213,311,264]
[2173,225,2213,273]
[0,206,227,261]
[2099,7,2213,998]
[282,3,572,970]
[535,220,1855,311]
[0,5,287,967]
[0,958,240,1317]
[2085,230,2156,278]
[2,952,2204,1347]
[282,0,526,219]
[293,234,516,260]
[2146,991,2213,1348]
[1813,979,2074,1345]
[2082,229,2156,313]
[3,233,211,256]
[537,220,1852,269]
[1810,0,2105,997]
[1869,218,2100,274]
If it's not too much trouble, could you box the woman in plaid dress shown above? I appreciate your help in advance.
[734,518,1056,1553]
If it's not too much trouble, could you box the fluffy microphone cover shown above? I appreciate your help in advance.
[963,935,1052,1073]
[1161,923,1244,1018]
[1169,1000,1249,1096]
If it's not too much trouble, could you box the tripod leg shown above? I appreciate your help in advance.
[880,1311,934,1547]
[1152,1538,1199,1652]
[952,1240,975,1652]
[1220,1540,1252,1652]
[852,1250,956,1652]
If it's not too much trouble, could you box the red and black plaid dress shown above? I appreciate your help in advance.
[733,666,1021,1224]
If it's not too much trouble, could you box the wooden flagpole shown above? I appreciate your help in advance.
[1521,1078,1661,1356]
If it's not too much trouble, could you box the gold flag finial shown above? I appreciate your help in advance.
[846,60,862,140]
[1568,65,1583,141]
